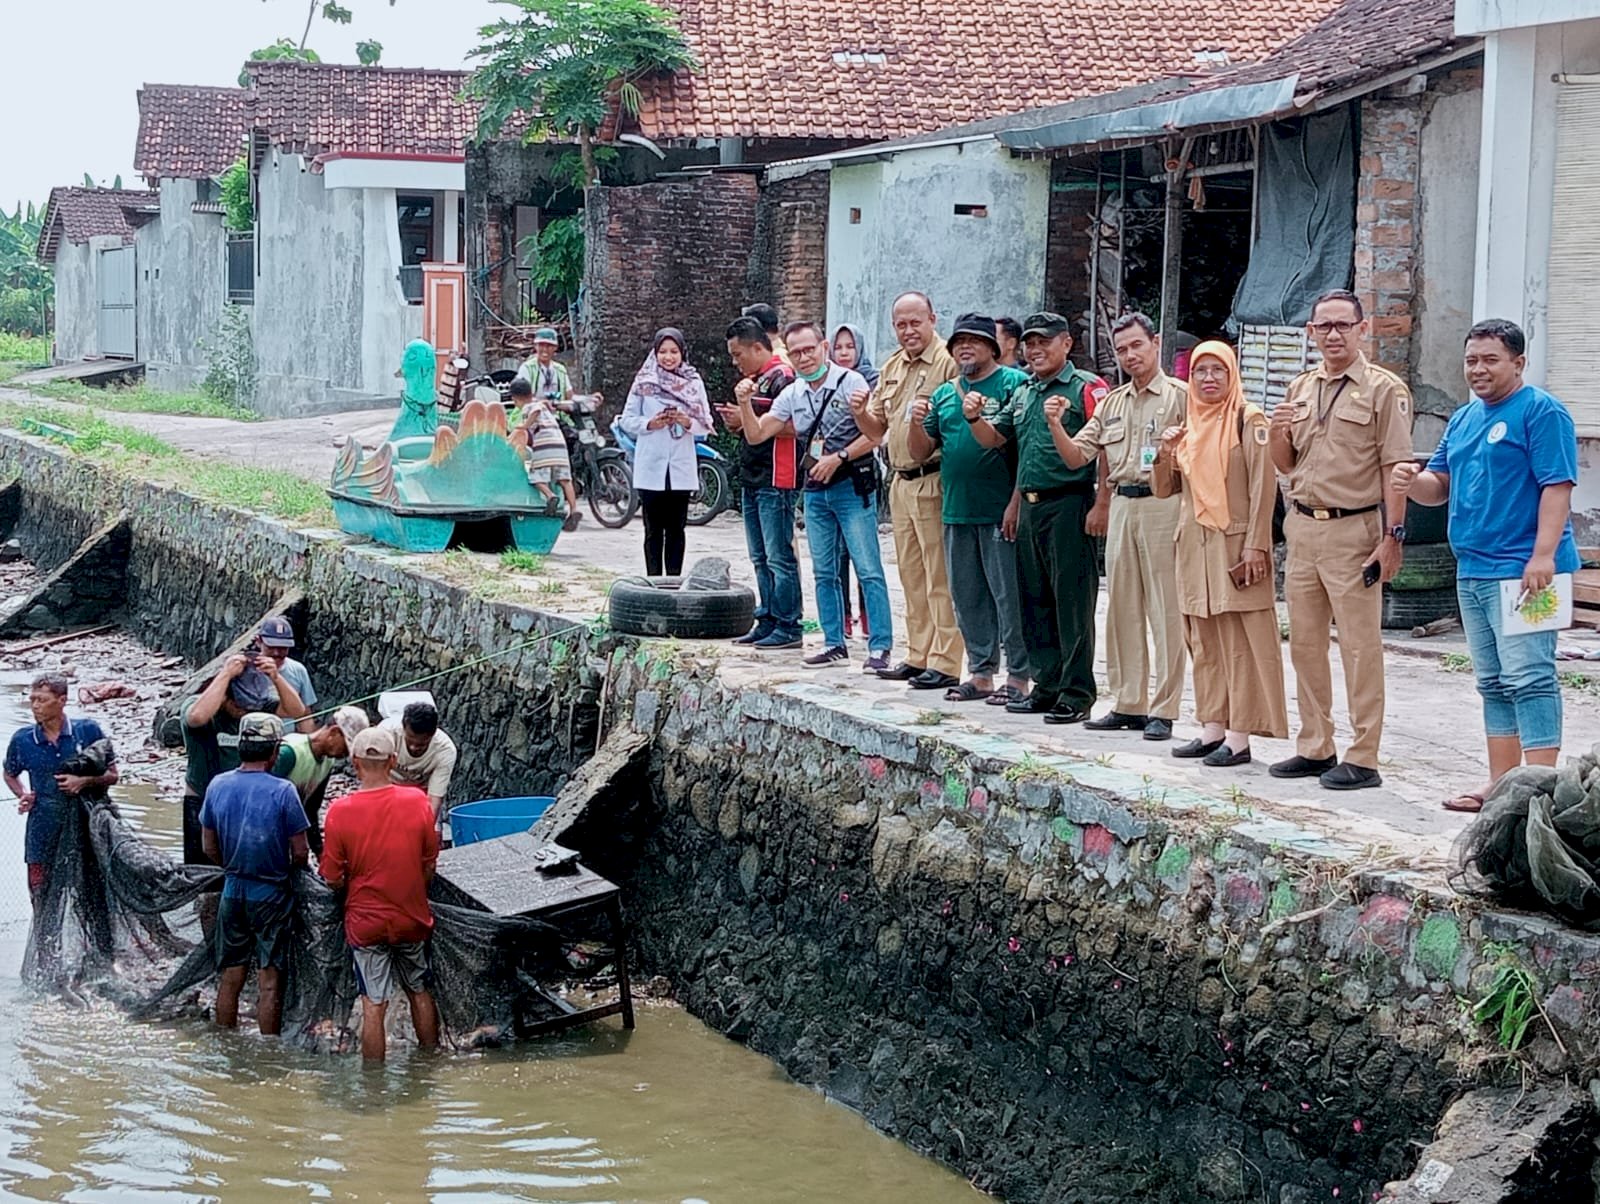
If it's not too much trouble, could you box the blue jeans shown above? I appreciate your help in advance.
[741,487,801,639]
[806,479,893,654]
[1458,577,1562,751]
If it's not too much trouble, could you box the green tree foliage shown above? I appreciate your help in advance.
[241,38,321,86]
[522,215,585,305]
[241,0,394,85]
[219,161,254,232]
[467,0,696,189]
[0,203,51,336]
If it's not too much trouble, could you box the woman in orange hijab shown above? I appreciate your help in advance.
[1151,341,1287,767]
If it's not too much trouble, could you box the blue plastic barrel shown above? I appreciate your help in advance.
[449,796,555,846]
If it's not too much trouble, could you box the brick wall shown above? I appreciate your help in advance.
[1355,95,1422,375]
[583,174,761,412]
[1044,159,1096,366]
[749,168,829,326]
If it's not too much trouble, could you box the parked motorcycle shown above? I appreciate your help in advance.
[563,396,638,528]
[609,422,733,527]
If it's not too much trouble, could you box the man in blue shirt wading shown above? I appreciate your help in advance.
[200,711,310,1036]
[3,674,118,905]
[1394,318,1581,813]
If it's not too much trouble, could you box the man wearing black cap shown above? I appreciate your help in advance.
[180,648,308,865]
[907,313,1031,703]
[968,312,1111,723]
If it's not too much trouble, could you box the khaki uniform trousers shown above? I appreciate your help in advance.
[890,473,964,677]
[1105,494,1186,719]
[1284,508,1385,768]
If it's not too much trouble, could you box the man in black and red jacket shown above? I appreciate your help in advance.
[718,316,802,647]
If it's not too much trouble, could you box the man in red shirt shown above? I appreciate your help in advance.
[320,727,441,1060]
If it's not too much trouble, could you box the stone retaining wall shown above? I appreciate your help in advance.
[5,429,1599,1203]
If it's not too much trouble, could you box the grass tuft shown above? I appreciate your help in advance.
[499,549,547,574]
[0,402,332,526]
[31,378,258,421]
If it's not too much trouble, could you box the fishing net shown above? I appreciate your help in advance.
[1454,751,1600,927]
[22,742,602,1052]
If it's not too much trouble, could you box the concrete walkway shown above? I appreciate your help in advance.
[9,388,1600,871]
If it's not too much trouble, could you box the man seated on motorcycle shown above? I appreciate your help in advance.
[516,327,573,401]
[510,377,582,531]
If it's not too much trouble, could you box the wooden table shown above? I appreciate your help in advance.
[434,833,634,1036]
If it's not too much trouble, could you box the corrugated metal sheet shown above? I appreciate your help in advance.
[998,76,1299,152]
[1238,324,1320,411]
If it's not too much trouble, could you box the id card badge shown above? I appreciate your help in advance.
[1139,445,1158,473]
[810,433,826,461]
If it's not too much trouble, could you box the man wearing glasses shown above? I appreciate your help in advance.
[1267,289,1414,791]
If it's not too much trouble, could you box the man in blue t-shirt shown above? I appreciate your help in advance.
[199,711,310,1036]
[1394,318,1580,814]
[3,674,117,904]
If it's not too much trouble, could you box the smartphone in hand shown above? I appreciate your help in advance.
[1362,560,1381,588]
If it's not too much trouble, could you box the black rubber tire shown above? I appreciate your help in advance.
[1381,584,1459,630]
[589,454,639,529]
[1405,500,1449,545]
[1388,541,1457,592]
[686,459,731,527]
[609,575,756,639]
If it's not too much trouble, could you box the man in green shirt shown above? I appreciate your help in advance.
[271,705,370,854]
[515,328,573,401]
[907,313,1031,704]
[969,312,1111,723]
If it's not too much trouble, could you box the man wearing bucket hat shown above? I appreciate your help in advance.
[271,705,370,854]
[516,327,573,402]
[181,646,309,865]
[200,711,309,1036]
[906,313,1031,705]
[968,312,1111,724]
[321,725,441,1062]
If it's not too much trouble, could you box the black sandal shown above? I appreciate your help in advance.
[945,681,993,702]
[986,684,1023,707]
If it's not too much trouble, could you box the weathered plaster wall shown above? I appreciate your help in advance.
[254,150,419,417]
[1412,75,1484,448]
[50,240,99,363]
[7,430,1600,1202]
[136,178,230,394]
[826,143,1049,366]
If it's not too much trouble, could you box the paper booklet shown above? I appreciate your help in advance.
[1500,573,1573,636]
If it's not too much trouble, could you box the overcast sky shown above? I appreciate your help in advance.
[2,0,502,210]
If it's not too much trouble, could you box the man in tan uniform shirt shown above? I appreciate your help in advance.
[852,292,964,688]
[1269,289,1413,791]
[1055,314,1187,741]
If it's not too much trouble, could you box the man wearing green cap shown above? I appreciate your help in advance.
[969,312,1110,723]
[516,328,573,402]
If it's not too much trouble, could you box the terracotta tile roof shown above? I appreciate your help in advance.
[36,187,159,262]
[1191,0,1466,101]
[134,84,254,181]
[632,0,1345,141]
[247,61,480,159]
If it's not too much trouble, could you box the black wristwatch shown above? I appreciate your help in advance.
[1388,524,1407,543]
[964,412,981,424]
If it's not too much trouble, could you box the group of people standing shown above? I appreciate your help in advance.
[638,283,1579,810]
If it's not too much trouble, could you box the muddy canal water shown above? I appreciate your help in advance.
[0,671,979,1202]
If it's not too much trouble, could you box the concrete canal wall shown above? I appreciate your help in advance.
[4,430,1598,1202]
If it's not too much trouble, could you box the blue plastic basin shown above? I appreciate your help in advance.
[449,796,555,846]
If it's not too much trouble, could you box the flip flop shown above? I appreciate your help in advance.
[945,681,993,703]
[986,685,1023,707]
[1442,792,1486,813]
